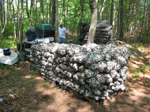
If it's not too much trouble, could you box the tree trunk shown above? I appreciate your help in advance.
[63,0,65,25]
[40,0,44,24]
[88,0,98,43]
[7,0,9,23]
[56,0,59,42]
[66,0,69,29]
[9,0,13,23]
[110,0,114,25]
[99,0,107,20]
[30,0,34,16]
[3,0,5,27]
[26,0,30,18]
[78,0,85,37]
[0,0,7,39]
[13,0,16,39]
[49,0,52,24]
[0,2,3,25]
[119,0,123,41]
[20,0,23,43]
[46,4,48,23]
[52,0,56,28]
[17,0,20,39]
[35,0,37,27]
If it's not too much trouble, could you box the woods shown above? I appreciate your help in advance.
[0,1,150,111]
[0,0,149,46]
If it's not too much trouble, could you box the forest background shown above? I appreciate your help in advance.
[0,0,150,48]
[0,1,150,111]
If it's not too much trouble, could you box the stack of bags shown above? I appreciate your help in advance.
[29,43,130,101]
[80,20,114,44]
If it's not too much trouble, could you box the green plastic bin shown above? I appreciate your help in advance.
[39,24,53,30]
[19,52,26,62]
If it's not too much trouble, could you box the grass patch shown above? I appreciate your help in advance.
[133,71,142,76]
[28,71,37,76]
[0,63,15,71]
[145,97,150,100]
[0,74,3,79]
[3,89,9,94]
[10,70,19,75]
[132,43,145,51]
[29,79,36,83]
[0,83,5,87]
[0,74,7,79]
[38,81,50,86]
[11,78,20,82]
[54,87,58,90]
[146,65,150,68]
[109,103,113,106]
[138,65,150,73]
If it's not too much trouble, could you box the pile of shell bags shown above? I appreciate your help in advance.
[29,43,130,101]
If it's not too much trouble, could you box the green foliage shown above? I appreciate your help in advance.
[0,63,15,71]
[54,87,58,90]
[3,89,9,94]
[133,71,142,76]
[0,74,3,80]
[3,23,15,36]
[138,65,150,73]
[29,79,36,83]
[28,71,37,76]
[132,43,145,51]
[10,70,19,75]
[145,97,150,101]
[11,77,20,82]
[146,65,150,68]
[0,39,17,49]
[0,0,149,45]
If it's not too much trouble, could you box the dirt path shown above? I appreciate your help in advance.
[0,48,150,112]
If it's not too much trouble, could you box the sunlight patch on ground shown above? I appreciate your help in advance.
[24,75,32,79]
[34,76,43,81]
[129,87,147,104]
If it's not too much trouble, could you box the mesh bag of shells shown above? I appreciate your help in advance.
[29,43,130,102]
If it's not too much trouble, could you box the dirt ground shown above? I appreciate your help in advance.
[0,45,150,112]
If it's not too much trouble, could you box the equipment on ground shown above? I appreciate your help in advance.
[3,48,11,56]
[36,24,55,39]
[0,48,18,65]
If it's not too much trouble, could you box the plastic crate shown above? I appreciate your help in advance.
[39,24,53,30]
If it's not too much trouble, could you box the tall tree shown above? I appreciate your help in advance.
[13,0,16,39]
[26,0,30,18]
[20,0,23,43]
[52,0,56,27]
[99,0,107,20]
[88,0,98,43]
[0,0,7,39]
[49,0,52,24]
[56,0,59,42]
[110,0,114,25]
[119,0,123,40]
[40,0,44,23]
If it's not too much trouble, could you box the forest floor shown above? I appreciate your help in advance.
[0,43,150,112]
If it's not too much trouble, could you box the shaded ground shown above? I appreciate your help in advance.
[0,45,150,112]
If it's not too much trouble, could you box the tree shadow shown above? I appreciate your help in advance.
[0,61,150,112]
